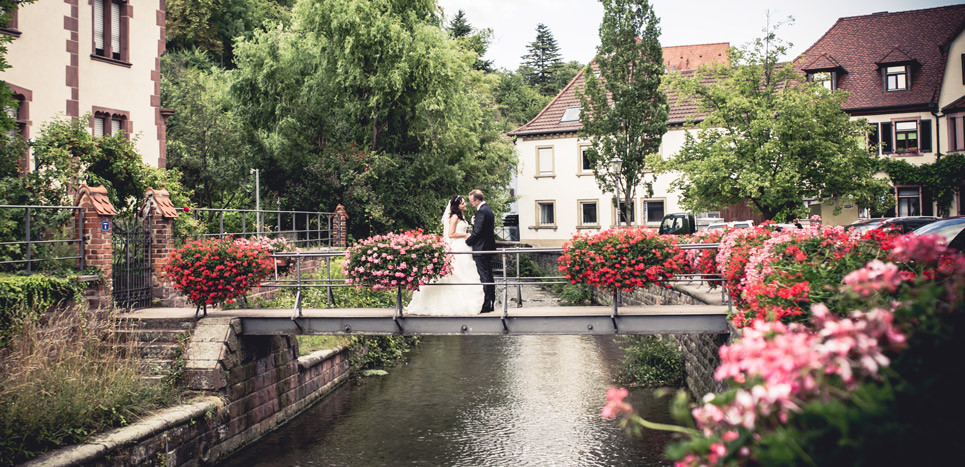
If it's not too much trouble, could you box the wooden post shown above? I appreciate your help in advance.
[334,204,349,248]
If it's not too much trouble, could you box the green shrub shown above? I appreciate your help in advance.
[0,274,86,347]
[296,335,351,356]
[346,335,420,376]
[617,335,683,387]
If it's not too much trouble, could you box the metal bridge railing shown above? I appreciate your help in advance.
[181,207,335,249]
[260,243,727,328]
[0,204,84,273]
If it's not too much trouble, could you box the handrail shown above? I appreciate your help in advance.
[264,243,727,320]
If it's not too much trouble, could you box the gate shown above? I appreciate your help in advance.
[112,218,152,309]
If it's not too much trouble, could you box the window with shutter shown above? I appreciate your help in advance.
[93,117,105,137]
[536,146,554,176]
[867,123,879,154]
[895,121,918,153]
[919,119,931,153]
[111,118,122,135]
[111,2,121,60]
[880,122,893,153]
[93,0,105,54]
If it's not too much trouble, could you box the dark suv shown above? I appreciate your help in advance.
[877,216,939,234]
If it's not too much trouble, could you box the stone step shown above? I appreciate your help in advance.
[113,328,191,344]
[114,316,197,331]
[110,342,182,361]
[138,358,178,376]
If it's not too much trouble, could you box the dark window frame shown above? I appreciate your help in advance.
[893,119,919,154]
[895,185,922,217]
[91,0,130,65]
[6,84,31,172]
[884,65,909,92]
[808,71,836,90]
[577,199,599,228]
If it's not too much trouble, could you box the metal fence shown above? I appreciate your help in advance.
[0,204,84,273]
[181,207,336,249]
[261,243,727,320]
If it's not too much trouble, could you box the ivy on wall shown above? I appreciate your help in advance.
[879,154,965,214]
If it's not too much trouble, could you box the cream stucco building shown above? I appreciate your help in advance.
[2,0,169,170]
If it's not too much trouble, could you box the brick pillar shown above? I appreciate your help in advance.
[334,204,349,248]
[141,188,183,307]
[75,185,118,309]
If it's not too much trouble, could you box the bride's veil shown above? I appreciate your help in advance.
[440,200,452,241]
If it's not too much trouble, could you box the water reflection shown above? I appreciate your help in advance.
[221,336,675,466]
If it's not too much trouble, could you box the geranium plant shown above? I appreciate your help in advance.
[558,228,688,291]
[164,237,274,316]
[342,230,452,292]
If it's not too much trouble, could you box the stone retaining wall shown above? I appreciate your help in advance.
[26,328,350,467]
[525,248,732,398]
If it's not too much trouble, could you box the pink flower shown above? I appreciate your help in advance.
[843,260,904,296]
[889,233,948,264]
[601,387,632,419]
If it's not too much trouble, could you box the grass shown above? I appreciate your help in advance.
[296,335,351,356]
[0,307,180,464]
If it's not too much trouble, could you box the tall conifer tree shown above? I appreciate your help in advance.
[520,23,563,95]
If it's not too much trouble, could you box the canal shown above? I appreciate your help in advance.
[221,335,676,466]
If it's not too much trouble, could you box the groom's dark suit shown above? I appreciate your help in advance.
[466,201,496,313]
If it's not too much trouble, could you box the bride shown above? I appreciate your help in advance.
[406,196,485,316]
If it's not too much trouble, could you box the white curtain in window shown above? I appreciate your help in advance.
[111,1,121,55]
[538,147,553,174]
[93,117,105,137]
[111,118,122,135]
[93,0,104,51]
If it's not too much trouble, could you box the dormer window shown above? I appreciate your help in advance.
[885,65,908,91]
[560,106,580,123]
[809,71,836,90]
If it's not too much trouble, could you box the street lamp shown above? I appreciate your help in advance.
[610,156,623,226]
[250,168,260,234]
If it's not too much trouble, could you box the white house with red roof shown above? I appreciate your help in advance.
[506,43,730,247]
[796,5,965,217]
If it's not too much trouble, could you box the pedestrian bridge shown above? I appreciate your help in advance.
[131,304,730,336]
[130,244,731,336]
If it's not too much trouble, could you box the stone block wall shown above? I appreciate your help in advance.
[27,320,351,466]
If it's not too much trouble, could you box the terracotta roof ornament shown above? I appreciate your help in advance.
[75,184,118,216]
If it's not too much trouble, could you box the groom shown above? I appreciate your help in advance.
[465,189,496,313]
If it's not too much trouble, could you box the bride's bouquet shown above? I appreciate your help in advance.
[558,227,688,292]
[343,230,454,291]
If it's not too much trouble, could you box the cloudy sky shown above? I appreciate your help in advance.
[437,0,962,70]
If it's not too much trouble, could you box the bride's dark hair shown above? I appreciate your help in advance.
[447,195,466,221]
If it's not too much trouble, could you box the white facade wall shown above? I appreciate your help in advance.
[513,128,691,247]
[2,1,163,168]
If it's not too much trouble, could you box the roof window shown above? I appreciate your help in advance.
[560,106,581,123]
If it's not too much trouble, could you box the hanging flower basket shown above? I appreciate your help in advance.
[342,230,453,292]
[558,228,688,291]
[164,237,274,311]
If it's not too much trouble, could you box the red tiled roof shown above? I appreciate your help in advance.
[663,42,729,71]
[508,44,728,137]
[75,184,118,216]
[802,53,842,71]
[143,188,179,218]
[794,5,965,114]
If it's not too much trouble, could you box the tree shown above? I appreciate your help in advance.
[447,9,493,72]
[577,0,668,226]
[166,0,295,67]
[520,23,563,95]
[230,0,515,237]
[494,70,551,130]
[162,49,249,211]
[663,24,891,221]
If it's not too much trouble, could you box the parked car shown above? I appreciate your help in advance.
[877,216,939,234]
[847,218,889,234]
[706,220,754,231]
[912,216,965,251]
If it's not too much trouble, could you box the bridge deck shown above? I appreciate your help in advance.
[128,305,731,335]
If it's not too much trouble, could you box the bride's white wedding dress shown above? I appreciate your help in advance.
[406,219,485,316]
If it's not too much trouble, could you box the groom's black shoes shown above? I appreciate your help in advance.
[480,301,494,313]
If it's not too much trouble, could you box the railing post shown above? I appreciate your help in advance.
[516,251,522,307]
[24,207,31,273]
[78,208,85,270]
[502,249,508,315]
[219,211,224,240]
